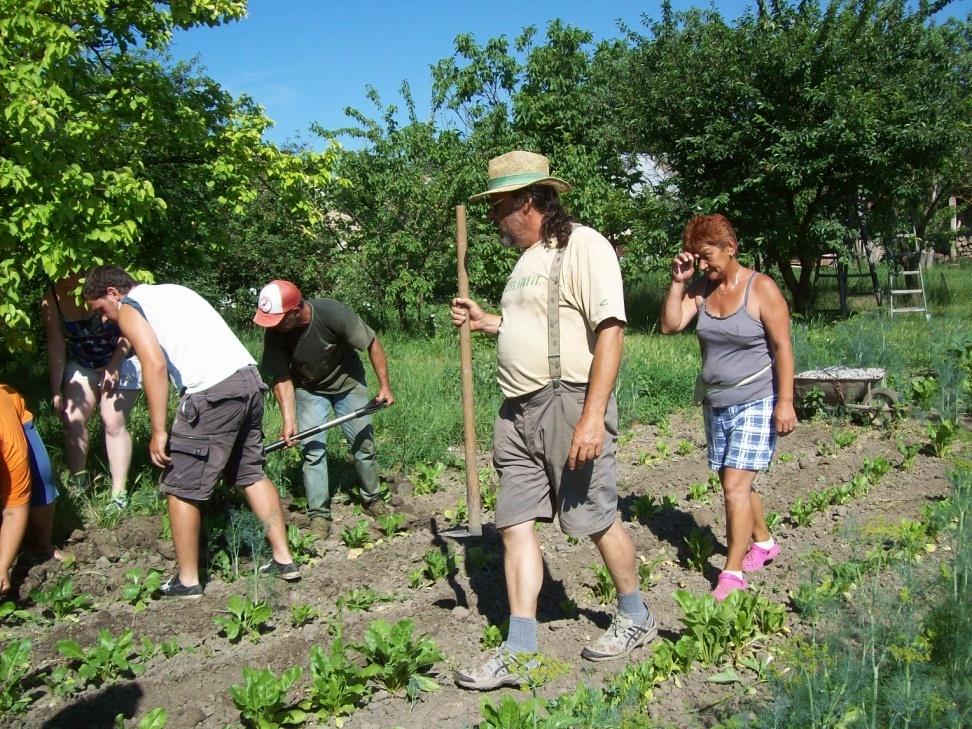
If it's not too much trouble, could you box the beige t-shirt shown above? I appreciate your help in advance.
[497,225,626,398]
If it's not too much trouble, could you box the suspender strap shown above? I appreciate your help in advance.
[547,246,566,383]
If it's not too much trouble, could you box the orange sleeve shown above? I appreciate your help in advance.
[0,384,31,424]
[0,390,30,508]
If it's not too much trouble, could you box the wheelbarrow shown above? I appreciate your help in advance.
[263,398,388,454]
[793,366,900,424]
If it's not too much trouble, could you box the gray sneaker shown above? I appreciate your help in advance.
[454,648,525,691]
[581,605,657,662]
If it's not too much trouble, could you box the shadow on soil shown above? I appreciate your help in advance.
[618,495,726,584]
[41,682,143,729]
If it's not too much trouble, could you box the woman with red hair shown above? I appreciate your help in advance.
[660,214,796,600]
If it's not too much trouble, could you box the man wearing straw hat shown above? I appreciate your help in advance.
[450,151,656,690]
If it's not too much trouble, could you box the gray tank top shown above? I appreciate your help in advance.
[696,273,774,407]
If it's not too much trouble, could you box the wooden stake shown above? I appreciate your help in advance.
[456,204,482,536]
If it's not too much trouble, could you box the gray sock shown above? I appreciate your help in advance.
[618,590,649,623]
[504,616,538,654]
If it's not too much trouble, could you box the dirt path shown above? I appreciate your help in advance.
[6,413,952,729]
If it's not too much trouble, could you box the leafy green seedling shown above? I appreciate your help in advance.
[688,481,710,503]
[676,439,695,456]
[638,555,664,589]
[764,512,782,531]
[301,637,370,722]
[286,524,316,565]
[337,586,395,612]
[57,629,145,687]
[479,695,540,728]
[927,419,958,457]
[480,623,504,649]
[290,603,319,628]
[340,519,371,548]
[896,440,921,471]
[443,498,468,527]
[683,528,716,572]
[410,547,457,587]
[377,512,406,538]
[229,666,305,729]
[788,498,815,526]
[465,545,494,574]
[480,481,498,512]
[631,494,662,522]
[113,707,168,729]
[0,601,38,626]
[122,568,162,612]
[588,564,617,605]
[353,618,443,703]
[213,595,272,643]
[411,461,445,495]
[909,376,938,410]
[0,639,33,715]
[30,576,94,621]
[833,428,857,449]
[662,494,679,510]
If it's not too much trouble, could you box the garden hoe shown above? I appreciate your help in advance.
[263,397,388,454]
[441,204,483,539]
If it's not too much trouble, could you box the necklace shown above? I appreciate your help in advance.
[716,269,742,296]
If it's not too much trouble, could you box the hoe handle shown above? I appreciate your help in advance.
[456,205,482,535]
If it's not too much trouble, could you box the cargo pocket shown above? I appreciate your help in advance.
[202,393,248,432]
[164,433,210,488]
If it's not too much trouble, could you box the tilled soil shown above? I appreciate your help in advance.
[4,413,952,729]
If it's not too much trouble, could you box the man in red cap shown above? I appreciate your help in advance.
[254,280,394,539]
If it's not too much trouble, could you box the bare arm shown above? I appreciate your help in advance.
[367,337,395,405]
[568,319,625,470]
[755,275,796,435]
[40,292,67,417]
[117,304,171,466]
[660,251,701,334]
[450,297,502,336]
[101,336,133,395]
[272,378,298,445]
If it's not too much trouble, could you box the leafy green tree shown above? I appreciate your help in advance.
[432,21,643,244]
[613,0,972,313]
[0,1,338,346]
[316,85,508,331]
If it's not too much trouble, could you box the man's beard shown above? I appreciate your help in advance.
[499,231,516,248]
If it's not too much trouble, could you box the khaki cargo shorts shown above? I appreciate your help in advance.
[162,365,268,501]
[493,381,619,538]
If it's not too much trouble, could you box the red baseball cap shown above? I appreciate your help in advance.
[253,280,302,327]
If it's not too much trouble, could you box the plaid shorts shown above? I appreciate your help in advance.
[704,396,777,472]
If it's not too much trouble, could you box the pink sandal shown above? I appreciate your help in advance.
[742,542,781,572]
[712,571,748,601]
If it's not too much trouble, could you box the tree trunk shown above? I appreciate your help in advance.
[770,248,815,316]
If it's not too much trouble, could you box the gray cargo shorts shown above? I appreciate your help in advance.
[162,365,268,501]
[493,380,619,538]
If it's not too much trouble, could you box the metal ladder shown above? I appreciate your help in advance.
[888,238,930,318]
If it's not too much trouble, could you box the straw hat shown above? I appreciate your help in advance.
[469,150,572,202]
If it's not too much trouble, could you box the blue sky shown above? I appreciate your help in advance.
[168,0,749,148]
[170,0,971,149]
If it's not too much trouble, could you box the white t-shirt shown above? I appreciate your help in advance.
[496,226,626,398]
[124,284,255,393]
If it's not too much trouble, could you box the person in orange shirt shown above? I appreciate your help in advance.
[0,386,61,562]
[0,387,31,594]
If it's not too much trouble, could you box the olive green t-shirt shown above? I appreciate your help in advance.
[260,299,375,394]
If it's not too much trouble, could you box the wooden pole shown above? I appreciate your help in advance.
[456,205,482,536]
